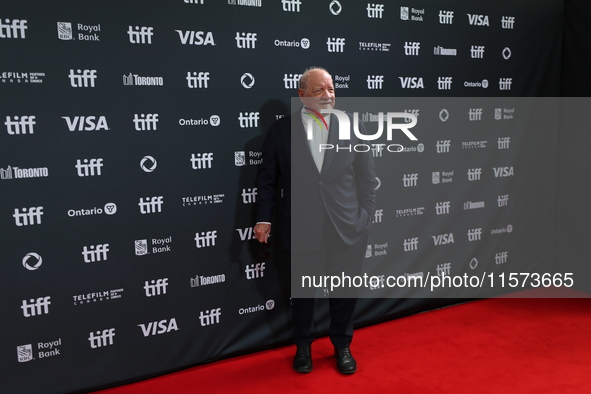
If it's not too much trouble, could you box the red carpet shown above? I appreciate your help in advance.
[93,291,591,393]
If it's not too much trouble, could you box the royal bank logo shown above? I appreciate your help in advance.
[123,73,164,86]
[367,3,384,18]
[17,344,33,362]
[57,22,73,40]
[22,252,43,270]
[235,32,257,49]
[5,115,35,134]
[0,19,28,39]
[234,151,262,166]
[57,22,101,41]
[494,108,515,120]
[186,72,210,88]
[432,170,453,184]
[400,7,424,21]
[128,26,154,44]
[175,30,215,45]
[69,69,97,88]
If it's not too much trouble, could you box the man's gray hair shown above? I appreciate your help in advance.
[299,67,331,91]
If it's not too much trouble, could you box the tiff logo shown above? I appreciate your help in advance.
[195,231,217,248]
[138,196,164,214]
[495,251,508,264]
[498,137,510,149]
[470,45,485,58]
[439,10,454,24]
[403,173,418,187]
[88,329,115,348]
[469,108,483,121]
[437,77,452,90]
[5,116,35,134]
[467,228,482,241]
[128,26,153,44]
[404,42,420,56]
[499,78,513,90]
[502,16,515,29]
[82,244,109,263]
[21,296,51,317]
[191,153,213,169]
[282,0,301,12]
[498,194,509,207]
[187,72,210,88]
[327,37,345,52]
[283,73,302,89]
[435,201,450,215]
[133,114,159,131]
[373,209,383,223]
[0,19,27,39]
[235,32,257,49]
[245,262,265,279]
[367,75,384,89]
[69,69,97,88]
[13,207,43,226]
[144,278,169,297]
[199,308,221,326]
[436,262,451,276]
[467,168,482,181]
[436,140,450,153]
[242,188,257,204]
[367,4,384,18]
[404,109,419,123]
[238,112,259,128]
[76,158,103,177]
[403,237,418,252]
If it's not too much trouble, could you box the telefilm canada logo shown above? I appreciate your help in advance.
[304,108,418,153]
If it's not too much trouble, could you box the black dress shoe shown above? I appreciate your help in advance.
[293,345,312,373]
[334,346,357,374]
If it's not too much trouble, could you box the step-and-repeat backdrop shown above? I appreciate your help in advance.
[1,1,563,392]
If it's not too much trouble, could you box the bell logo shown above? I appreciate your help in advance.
[138,318,179,336]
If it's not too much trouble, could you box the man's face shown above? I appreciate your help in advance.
[298,70,335,113]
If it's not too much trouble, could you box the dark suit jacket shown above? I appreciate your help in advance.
[256,110,377,252]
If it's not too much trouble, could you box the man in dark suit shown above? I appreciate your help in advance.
[254,67,376,374]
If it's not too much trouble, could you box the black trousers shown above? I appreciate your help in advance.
[289,212,369,348]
